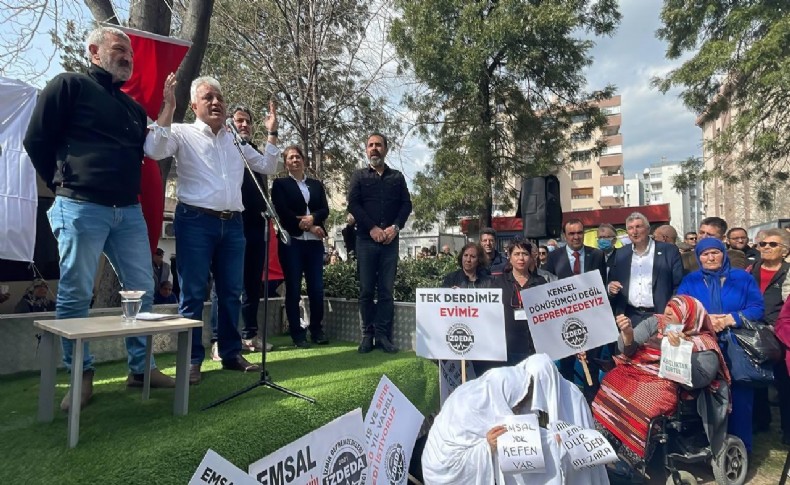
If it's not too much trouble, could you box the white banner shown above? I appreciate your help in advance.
[520,272,618,359]
[249,409,368,485]
[189,449,258,485]
[497,414,545,474]
[364,375,424,485]
[438,360,476,406]
[550,421,618,470]
[416,288,507,361]
[0,77,38,262]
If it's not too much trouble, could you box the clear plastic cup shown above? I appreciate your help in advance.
[119,290,146,323]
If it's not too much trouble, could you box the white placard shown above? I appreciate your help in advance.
[416,288,507,361]
[551,421,618,469]
[364,375,425,485]
[438,360,476,406]
[520,272,618,359]
[659,338,694,386]
[497,414,545,474]
[189,449,259,485]
[249,409,368,485]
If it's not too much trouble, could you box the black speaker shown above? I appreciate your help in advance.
[518,175,562,239]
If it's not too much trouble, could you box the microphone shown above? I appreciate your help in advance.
[225,118,247,145]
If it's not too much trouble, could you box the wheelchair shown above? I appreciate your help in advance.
[609,389,748,485]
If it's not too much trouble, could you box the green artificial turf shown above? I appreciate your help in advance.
[0,336,440,484]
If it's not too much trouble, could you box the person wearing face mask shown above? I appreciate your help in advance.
[596,223,618,276]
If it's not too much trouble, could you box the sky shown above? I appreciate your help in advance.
[0,0,702,181]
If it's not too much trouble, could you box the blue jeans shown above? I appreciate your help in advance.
[47,196,155,374]
[278,239,324,342]
[356,235,399,338]
[173,204,244,364]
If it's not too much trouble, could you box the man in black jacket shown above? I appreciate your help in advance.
[23,26,175,411]
[347,133,412,353]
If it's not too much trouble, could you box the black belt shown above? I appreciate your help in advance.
[179,202,239,220]
[627,304,655,313]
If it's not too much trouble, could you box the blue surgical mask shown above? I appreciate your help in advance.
[547,246,556,252]
[597,238,613,251]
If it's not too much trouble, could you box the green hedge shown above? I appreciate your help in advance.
[322,257,457,302]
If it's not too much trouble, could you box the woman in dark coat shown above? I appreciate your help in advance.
[440,242,492,289]
[749,228,790,435]
[271,146,330,348]
[474,239,547,375]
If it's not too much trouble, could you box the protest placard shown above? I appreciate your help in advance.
[551,421,618,470]
[189,449,259,485]
[497,414,545,474]
[416,288,506,361]
[249,409,368,485]
[520,271,618,360]
[363,375,425,485]
[438,360,476,406]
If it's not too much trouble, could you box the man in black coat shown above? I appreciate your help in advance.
[542,219,607,401]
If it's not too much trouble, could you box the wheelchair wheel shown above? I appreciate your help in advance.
[664,470,696,485]
[711,435,748,485]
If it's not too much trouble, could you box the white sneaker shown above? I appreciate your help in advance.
[211,341,221,361]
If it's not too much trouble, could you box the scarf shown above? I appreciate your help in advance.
[694,238,731,314]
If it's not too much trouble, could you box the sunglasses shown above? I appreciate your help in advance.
[758,241,785,248]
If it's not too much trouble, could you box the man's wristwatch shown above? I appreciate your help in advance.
[392,224,400,233]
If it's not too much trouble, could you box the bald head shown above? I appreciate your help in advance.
[653,225,678,245]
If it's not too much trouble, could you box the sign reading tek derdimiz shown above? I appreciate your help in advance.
[415,288,507,362]
[520,272,618,360]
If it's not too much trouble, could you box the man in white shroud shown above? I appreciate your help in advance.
[422,354,609,485]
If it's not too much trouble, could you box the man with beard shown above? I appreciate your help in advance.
[348,133,412,353]
[23,26,176,411]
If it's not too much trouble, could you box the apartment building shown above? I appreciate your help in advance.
[640,160,703,235]
[555,95,624,212]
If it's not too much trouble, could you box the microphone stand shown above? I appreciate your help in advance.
[203,131,315,410]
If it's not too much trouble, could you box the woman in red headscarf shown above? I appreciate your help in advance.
[592,295,730,465]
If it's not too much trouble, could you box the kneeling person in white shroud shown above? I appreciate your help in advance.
[422,354,609,485]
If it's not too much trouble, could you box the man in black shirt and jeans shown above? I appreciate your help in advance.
[347,133,412,353]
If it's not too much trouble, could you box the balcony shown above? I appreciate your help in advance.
[600,195,624,208]
[598,153,623,168]
[600,174,624,186]
[606,113,621,129]
[604,133,622,146]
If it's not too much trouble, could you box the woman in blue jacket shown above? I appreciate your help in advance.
[677,237,764,453]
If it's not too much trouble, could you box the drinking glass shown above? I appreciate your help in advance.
[119,290,145,323]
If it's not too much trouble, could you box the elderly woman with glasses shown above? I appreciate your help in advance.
[474,239,548,375]
[677,237,764,453]
[749,228,790,436]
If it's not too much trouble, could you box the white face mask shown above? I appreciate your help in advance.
[547,246,556,252]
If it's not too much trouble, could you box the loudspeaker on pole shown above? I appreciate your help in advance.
[518,175,562,239]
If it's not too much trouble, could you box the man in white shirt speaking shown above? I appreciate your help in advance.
[145,74,280,384]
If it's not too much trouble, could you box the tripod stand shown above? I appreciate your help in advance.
[203,127,315,410]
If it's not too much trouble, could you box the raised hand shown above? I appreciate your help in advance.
[162,72,177,108]
[265,99,279,134]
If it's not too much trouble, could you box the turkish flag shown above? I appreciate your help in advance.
[118,27,190,254]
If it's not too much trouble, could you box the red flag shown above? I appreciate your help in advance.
[118,27,190,254]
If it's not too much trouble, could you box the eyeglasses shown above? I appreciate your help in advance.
[758,241,786,248]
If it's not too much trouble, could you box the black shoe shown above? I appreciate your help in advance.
[782,433,790,446]
[358,335,374,353]
[376,335,399,354]
[311,331,329,345]
[221,354,260,372]
[294,340,311,349]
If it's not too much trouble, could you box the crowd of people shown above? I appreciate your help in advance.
[437,213,789,481]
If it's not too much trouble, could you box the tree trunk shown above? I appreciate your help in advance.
[129,0,173,35]
[83,0,118,24]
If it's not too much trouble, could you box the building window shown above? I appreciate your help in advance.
[601,106,621,116]
[601,144,623,156]
[571,170,592,181]
[571,132,591,143]
[570,150,591,163]
[571,188,594,199]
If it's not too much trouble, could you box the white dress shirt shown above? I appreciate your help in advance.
[291,173,320,242]
[144,119,280,212]
[628,239,656,308]
[565,245,585,273]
